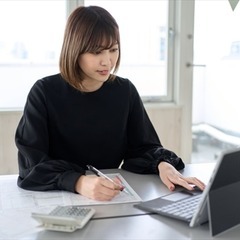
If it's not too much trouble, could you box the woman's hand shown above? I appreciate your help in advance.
[75,175,121,201]
[158,161,205,191]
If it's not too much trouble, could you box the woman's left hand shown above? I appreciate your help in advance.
[158,161,205,191]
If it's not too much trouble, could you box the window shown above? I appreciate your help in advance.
[0,0,175,109]
[85,0,173,101]
[0,0,66,109]
[192,0,240,163]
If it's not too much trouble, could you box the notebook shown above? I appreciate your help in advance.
[134,148,240,236]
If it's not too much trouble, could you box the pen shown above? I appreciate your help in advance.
[86,165,128,194]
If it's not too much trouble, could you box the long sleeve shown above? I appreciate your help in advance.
[122,147,185,174]
[15,79,85,192]
[121,82,185,174]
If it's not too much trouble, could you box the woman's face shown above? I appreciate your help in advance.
[78,44,119,91]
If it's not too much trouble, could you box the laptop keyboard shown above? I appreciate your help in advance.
[157,194,201,221]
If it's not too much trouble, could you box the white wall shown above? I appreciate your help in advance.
[0,105,182,175]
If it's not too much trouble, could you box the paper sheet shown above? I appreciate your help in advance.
[0,174,141,239]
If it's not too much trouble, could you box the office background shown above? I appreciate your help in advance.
[0,0,240,174]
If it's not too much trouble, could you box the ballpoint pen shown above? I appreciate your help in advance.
[86,165,128,194]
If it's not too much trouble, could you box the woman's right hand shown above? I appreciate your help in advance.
[75,175,121,201]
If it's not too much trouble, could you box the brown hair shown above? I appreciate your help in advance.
[59,6,121,90]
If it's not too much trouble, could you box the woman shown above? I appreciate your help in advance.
[15,5,205,201]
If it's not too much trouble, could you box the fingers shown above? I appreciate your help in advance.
[161,175,176,191]
[158,162,206,192]
[112,176,124,191]
[174,177,197,191]
[90,177,121,201]
[182,177,206,191]
[76,175,121,201]
[101,177,121,191]
[165,175,206,192]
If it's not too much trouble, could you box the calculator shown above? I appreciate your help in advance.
[32,206,96,232]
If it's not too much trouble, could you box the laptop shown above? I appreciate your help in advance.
[134,148,240,236]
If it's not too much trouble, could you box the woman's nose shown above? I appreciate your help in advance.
[100,51,111,66]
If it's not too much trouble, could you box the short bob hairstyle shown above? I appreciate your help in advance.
[59,6,121,90]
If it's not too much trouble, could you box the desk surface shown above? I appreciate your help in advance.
[1,163,240,240]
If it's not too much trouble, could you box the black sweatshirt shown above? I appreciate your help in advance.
[15,74,184,193]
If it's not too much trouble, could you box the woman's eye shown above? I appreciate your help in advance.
[110,48,119,53]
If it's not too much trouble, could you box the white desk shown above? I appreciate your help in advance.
[1,163,240,240]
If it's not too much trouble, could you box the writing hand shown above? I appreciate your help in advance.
[75,175,121,201]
